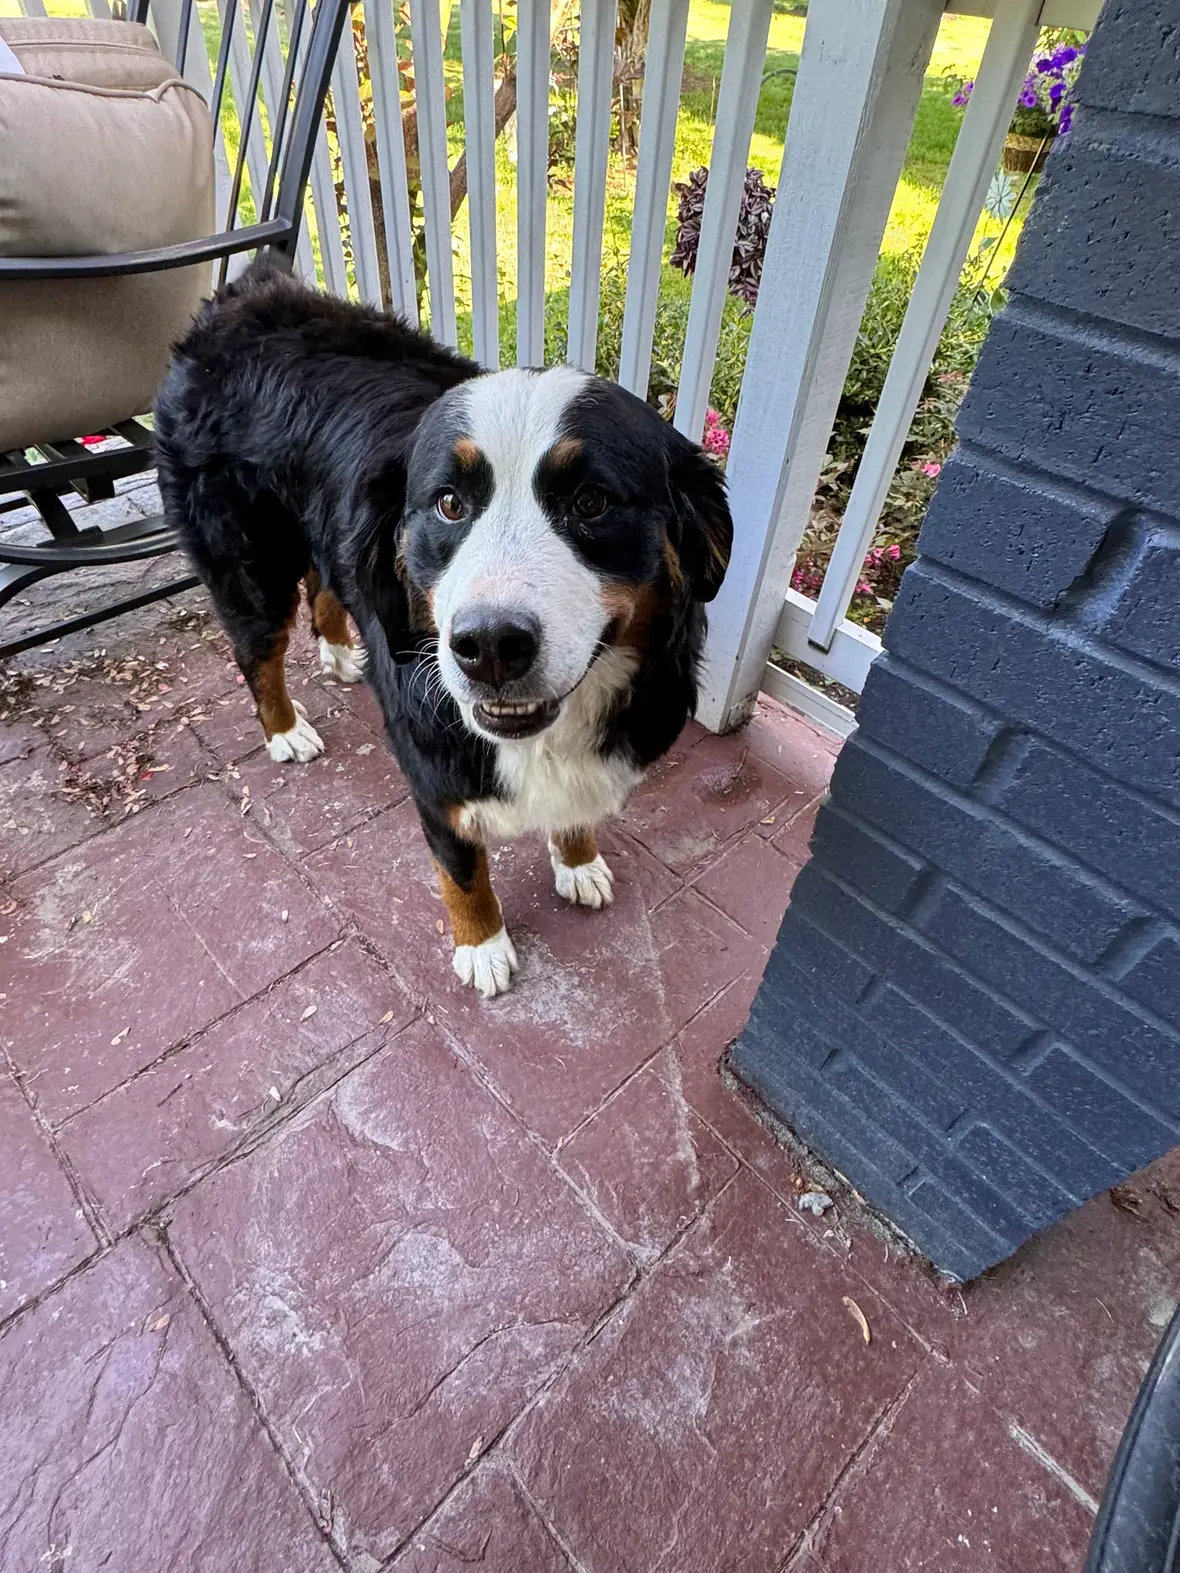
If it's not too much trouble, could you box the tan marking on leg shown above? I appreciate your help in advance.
[311,588,352,648]
[549,827,615,908]
[436,847,502,947]
[551,826,599,868]
[248,611,298,740]
[663,538,685,592]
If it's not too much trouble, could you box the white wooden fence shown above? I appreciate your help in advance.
[15,0,1099,736]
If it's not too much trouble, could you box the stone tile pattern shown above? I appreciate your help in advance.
[732,10,1180,1282]
[2,587,1177,1572]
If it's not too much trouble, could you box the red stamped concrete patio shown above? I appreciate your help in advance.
[2,592,1178,1573]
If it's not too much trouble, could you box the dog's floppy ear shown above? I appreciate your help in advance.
[665,428,733,604]
[350,460,416,657]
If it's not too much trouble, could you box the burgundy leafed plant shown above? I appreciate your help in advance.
[670,166,775,307]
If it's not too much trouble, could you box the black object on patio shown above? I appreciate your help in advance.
[1085,1303,1180,1573]
[0,0,354,657]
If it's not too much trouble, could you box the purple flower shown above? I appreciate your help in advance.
[1059,102,1074,134]
[1020,87,1038,108]
[1049,81,1065,104]
[1056,45,1079,66]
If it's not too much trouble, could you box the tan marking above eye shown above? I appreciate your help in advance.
[452,438,482,469]
[549,437,583,469]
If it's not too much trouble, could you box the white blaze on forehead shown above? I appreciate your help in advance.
[463,364,589,480]
[433,365,611,706]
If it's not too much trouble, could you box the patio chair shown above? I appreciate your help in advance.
[0,0,354,658]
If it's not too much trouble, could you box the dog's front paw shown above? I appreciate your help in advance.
[452,927,519,998]
[319,637,367,684]
[267,704,324,763]
[550,845,615,909]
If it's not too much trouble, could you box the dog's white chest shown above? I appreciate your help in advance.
[456,649,643,840]
[462,742,641,841]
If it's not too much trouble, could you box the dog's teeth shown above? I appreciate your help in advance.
[482,700,542,717]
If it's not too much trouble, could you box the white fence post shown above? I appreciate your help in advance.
[409,0,457,344]
[331,15,385,304]
[672,0,773,444]
[566,0,617,372]
[461,0,500,366]
[696,0,945,734]
[515,0,550,367]
[806,0,1043,653]
[365,0,419,321]
[618,0,689,399]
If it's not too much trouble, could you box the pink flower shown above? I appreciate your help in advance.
[886,543,902,561]
[855,579,872,597]
[921,461,941,478]
[701,408,730,457]
[80,434,105,448]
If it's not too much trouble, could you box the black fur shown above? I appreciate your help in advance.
[155,257,731,889]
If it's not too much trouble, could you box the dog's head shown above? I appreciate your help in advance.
[398,366,732,741]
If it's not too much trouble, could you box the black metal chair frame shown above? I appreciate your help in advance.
[0,0,354,658]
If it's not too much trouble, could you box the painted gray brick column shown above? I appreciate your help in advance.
[730,0,1180,1282]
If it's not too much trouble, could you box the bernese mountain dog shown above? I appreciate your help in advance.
[154,256,733,997]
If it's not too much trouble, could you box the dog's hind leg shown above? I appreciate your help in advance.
[239,595,325,763]
[175,476,323,764]
[305,570,365,684]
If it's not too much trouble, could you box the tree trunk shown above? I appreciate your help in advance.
[367,65,518,311]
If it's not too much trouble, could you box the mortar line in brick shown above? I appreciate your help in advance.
[775,1365,926,1572]
[951,433,1168,524]
[1004,1028,1056,1074]
[1,1043,111,1249]
[813,864,1180,1139]
[849,730,1177,935]
[867,648,1180,830]
[154,1225,353,1571]
[802,836,1044,1038]
[969,730,1034,804]
[1005,291,1180,375]
[903,557,1180,709]
[1094,913,1174,981]
[1067,102,1180,158]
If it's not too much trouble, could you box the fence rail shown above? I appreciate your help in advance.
[10,0,1099,736]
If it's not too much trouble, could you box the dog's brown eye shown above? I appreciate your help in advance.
[436,490,465,522]
[572,486,608,521]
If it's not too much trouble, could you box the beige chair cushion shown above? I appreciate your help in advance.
[0,18,215,452]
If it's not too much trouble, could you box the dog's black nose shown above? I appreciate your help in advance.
[449,607,540,689]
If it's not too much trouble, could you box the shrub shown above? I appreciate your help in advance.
[669,167,775,307]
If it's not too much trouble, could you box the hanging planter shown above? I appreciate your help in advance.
[953,36,1086,178]
[1002,132,1055,174]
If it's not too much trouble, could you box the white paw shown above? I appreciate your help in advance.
[319,637,366,684]
[452,928,518,998]
[267,709,324,763]
[549,846,615,909]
